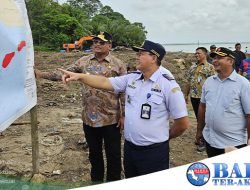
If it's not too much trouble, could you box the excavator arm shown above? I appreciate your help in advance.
[76,35,94,47]
[63,35,94,52]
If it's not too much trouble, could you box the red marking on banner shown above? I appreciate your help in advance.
[17,41,26,52]
[2,52,15,68]
[194,168,209,174]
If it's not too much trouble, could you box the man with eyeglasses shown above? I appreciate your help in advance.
[35,31,126,182]
[58,40,189,178]
[196,47,250,158]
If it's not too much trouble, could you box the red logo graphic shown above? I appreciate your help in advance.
[1,40,26,69]
[194,168,209,174]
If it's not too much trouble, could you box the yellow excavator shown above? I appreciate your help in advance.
[63,35,94,52]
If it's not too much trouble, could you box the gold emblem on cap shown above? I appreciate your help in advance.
[97,31,106,41]
[151,49,160,57]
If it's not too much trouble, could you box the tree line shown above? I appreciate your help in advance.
[25,0,147,51]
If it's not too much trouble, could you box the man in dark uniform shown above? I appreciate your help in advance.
[234,43,246,72]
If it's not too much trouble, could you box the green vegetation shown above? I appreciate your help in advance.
[25,0,147,50]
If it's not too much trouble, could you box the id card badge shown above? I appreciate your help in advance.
[141,103,151,119]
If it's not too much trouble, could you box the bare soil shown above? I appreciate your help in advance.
[0,50,207,188]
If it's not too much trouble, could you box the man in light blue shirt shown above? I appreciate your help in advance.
[196,47,250,158]
[59,40,189,178]
[111,63,187,147]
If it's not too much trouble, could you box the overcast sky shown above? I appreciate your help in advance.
[59,0,250,44]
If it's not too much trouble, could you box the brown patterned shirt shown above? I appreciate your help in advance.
[43,53,127,127]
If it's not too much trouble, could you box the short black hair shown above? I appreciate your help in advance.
[235,43,241,47]
[196,47,208,54]
[210,45,216,49]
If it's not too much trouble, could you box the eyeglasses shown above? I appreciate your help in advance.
[92,40,108,45]
[136,51,153,56]
[213,56,229,61]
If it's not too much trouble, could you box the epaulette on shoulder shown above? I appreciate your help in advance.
[128,71,141,74]
[162,74,175,81]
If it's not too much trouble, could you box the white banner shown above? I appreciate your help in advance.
[73,146,250,190]
[0,0,37,132]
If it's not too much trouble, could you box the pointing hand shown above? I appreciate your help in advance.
[58,68,81,84]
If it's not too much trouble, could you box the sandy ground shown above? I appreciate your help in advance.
[0,50,207,188]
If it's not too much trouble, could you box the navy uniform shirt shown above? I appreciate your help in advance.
[109,68,188,146]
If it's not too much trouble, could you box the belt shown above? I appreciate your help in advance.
[125,140,168,150]
[235,144,247,149]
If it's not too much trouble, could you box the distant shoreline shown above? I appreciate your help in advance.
[163,42,250,45]
[162,42,250,53]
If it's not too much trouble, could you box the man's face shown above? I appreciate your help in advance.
[210,48,216,53]
[212,55,233,73]
[195,49,207,63]
[235,45,241,51]
[135,50,156,72]
[91,39,112,54]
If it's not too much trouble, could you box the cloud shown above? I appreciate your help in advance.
[124,0,250,42]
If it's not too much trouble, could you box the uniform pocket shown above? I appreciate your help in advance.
[125,88,137,105]
[148,94,166,117]
[149,95,163,105]
[223,91,240,109]
[223,90,242,116]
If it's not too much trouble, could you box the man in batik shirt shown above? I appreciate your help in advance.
[35,31,126,182]
[185,47,215,151]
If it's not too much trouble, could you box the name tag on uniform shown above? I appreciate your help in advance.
[128,84,136,89]
[128,81,136,89]
[151,84,161,93]
[151,88,161,92]
[141,103,151,119]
